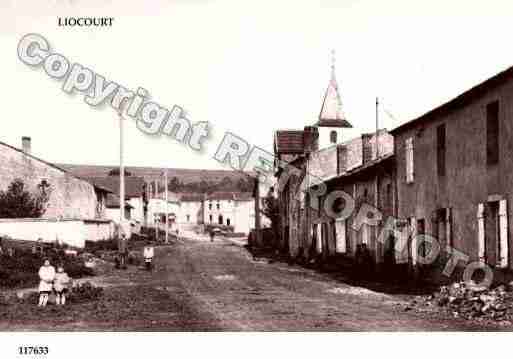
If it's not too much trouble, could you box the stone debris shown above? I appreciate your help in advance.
[405,281,513,325]
[213,274,236,281]
[327,286,391,299]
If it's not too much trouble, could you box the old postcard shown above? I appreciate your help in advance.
[1,0,513,357]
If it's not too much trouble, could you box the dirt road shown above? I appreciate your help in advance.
[0,239,504,331]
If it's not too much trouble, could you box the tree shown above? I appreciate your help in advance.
[108,168,132,176]
[0,179,51,218]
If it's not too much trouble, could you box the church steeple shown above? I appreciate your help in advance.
[316,50,352,128]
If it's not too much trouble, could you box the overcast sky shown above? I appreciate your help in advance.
[1,0,513,170]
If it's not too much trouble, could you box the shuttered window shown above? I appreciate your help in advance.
[477,203,485,262]
[335,219,346,253]
[499,199,509,268]
[405,137,414,183]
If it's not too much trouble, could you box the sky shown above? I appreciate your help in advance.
[1,0,513,170]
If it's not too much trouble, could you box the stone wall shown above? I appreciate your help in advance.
[0,218,114,248]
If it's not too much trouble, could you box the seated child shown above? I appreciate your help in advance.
[53,265,71,305]
[38,259,55,307]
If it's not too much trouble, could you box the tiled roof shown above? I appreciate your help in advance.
[85,177,146,199]
[235,192,253,201]
[274,130,305,154]
[207,192,236,201]
[180,193,204,202]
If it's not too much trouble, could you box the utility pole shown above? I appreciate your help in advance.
[154,178,158,241]
[119,106,125,227]
[165,170,169,244]
[375,97,379,159]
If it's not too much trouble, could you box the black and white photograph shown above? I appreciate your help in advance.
[2,0,513,357]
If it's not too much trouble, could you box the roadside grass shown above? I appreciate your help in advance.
[0,285,183,328]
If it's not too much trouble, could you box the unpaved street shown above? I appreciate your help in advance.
[0,239,504,331]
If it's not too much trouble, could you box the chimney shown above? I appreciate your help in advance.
[303,126,319,153]
[22,136,31,155]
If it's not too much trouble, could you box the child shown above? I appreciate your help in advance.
[38,259,55,307]
[53,265,71,305]
[143,242,155,271]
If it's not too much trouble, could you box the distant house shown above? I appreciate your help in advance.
[204,191,255,234]
[84,176,147,225]
[104,193,134,223]
[147,191,180,228]
[178,193,204,225]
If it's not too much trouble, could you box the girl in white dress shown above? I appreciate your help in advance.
[38,259,55,307]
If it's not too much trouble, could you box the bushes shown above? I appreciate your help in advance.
[85,239,118,253]
[0,247,94,289]
[69,282,103,303]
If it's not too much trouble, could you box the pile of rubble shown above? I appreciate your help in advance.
[406,282,513,324]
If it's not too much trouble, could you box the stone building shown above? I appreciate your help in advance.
[0,137,109,220]
[391,65,513,277]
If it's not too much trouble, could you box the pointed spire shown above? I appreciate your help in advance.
[317,50,352,128]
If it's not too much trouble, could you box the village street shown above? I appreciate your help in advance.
[0,238,505,331]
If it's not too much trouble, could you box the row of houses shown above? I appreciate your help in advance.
[265,63,513,282]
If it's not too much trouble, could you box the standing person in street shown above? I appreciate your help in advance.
[143,242,155,271]
[117,222,130,269]
[53,265,71,305]
[118,233,128,269]
[38,259,55,307]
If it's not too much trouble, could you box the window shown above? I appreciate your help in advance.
[218,215,223,225]
[209,214,212,223]
[209,203,212,210]
[227,218,231,226]
[330,130,338,144]
[437,124,446,176]
[186,214,190,222]
[487,101,499,165]
[405,137,414,183]
[216,202,220,210]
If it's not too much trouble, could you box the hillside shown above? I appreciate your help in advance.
[57,163,255,188]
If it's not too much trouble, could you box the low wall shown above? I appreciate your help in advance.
[0,218,115,248]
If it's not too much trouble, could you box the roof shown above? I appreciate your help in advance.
[391,65,513,135]
[207,191,236,201]
[274,130,305,154]
[317,72,352,128]
[105,193,133,209]
[235,192,253,201]
[180,193,204,202]
[324,153,395,186]
[85,177,146,199]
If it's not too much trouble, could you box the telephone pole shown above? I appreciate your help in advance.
[165,170,169,244]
